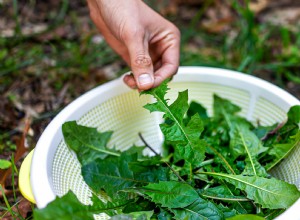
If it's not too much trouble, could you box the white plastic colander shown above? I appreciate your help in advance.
[25,67,300,219]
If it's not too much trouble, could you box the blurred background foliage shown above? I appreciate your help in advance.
[0,0,300,218]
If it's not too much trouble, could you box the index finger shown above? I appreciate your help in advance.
[153,35,180,88]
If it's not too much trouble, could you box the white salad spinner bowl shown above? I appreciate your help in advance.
[28,67,300,219]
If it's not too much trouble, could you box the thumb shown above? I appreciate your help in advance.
[127,39,154,90]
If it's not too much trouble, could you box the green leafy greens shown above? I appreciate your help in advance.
[142,84,206,168]
[34,81,300,219]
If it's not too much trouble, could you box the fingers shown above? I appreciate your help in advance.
[123,58,162,89]
[123,32,180,90]
[125,35,155,91]
[153,32,180,88]
[123,74,137,89]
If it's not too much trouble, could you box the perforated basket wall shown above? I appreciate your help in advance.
[31,67,300,219]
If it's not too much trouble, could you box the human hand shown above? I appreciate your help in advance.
[87,0,180,90]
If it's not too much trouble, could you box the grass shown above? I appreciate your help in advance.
[0,155,30,220]
[0,36,120,92]
[0,0,300,219]
[178,2,300,88]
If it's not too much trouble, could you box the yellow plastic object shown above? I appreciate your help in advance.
[19,150,35,204]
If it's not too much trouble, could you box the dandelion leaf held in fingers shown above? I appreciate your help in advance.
[141,81,205,168]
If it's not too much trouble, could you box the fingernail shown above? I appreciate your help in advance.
[138,73,153,86]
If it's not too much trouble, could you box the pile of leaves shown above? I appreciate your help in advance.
[34,81,300,220]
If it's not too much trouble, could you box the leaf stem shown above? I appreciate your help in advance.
[203,183,211,190]
[198,172,259,209]
[138,133,159,157]
[199,159,214,167]
[236,125,256,175]
[87,145,120,157]
[256,205,261,214]
[207,145,236,175]
[261,121,285,141]
[221,180,251,212]
[138,133,185,183]
[197,172,276,195]
[201,194,250,202]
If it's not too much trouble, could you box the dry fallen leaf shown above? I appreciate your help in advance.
[1,199,32,220]
[249,0,269,14]
[259,7,300,31]
[0,119,31,198]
